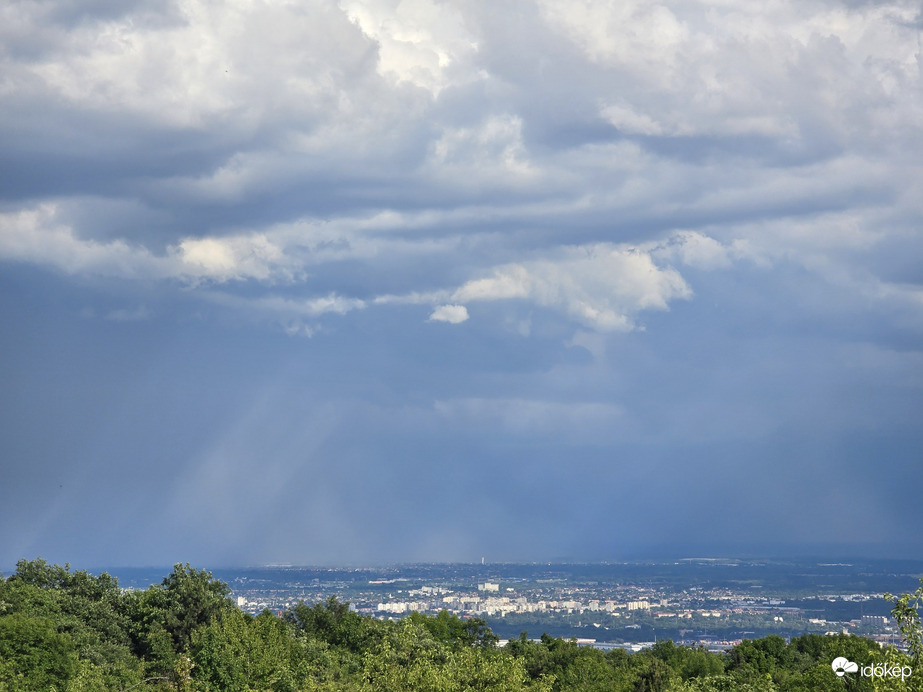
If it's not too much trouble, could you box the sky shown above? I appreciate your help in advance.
[1,0,922,570]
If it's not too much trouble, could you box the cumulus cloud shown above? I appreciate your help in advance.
[428,304,469,324]
[0,204,171,279]
[340,0,480,94]
[2,0,920,321]
[450,243,692,331]
[548,0,922,147]
[0,204,301,284]
[13,0,377,129]
[173,234,293,283]
[0,199,697,334]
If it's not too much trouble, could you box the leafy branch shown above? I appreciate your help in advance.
[885,577,923,661]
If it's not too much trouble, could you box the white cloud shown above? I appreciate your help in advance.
[428,304,469,324]
[545,0,922,143]
[374,290,447,306]
[425,115,541,187]
[1,0,921,342]
[216,293,367,318]
[339,0,480,94]
[0,204,170,279]
[654,231,732,270]
[450,243,692,331]
[19,1,378,129]
[0,204,300,284]
[175,237,241,277]
[453,265,531,302]
[538,0,688,77]
[0,202,461,286]
[173,234,291,283]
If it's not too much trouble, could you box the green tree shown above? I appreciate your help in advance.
[0,612,78,691]
[633,655,675,692]
[285,596,379,654]
[191,608,310,691]
[0,559,145,690]
[886,578,923,662]
[505,632,631,692]
[408,610,499,650]
[649,639,724,681]
[670,670,777,691]
[129,563,234,654]
[363,618,547,692]
[124,563,235,688]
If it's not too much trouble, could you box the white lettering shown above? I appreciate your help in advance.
[836,657,912,681]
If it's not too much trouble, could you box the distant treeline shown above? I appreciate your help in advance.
[0,559,919,691]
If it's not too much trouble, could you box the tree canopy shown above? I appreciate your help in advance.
[0,558,919,691]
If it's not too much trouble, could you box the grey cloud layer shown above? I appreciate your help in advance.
[2,0,920,334]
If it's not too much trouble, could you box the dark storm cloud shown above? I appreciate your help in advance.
[1,0,921,568]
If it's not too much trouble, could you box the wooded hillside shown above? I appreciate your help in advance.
[0,559,918,691]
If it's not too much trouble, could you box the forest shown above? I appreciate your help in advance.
[0,559,919,691]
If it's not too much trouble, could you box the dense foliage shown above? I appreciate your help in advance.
[0,559,919,691]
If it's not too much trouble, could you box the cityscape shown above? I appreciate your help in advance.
[111,558,920,652]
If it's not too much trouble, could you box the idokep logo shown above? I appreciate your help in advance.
[831,657,858,676]
[831,656,912,681]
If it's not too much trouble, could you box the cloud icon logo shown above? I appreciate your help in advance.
[832,657,859,676]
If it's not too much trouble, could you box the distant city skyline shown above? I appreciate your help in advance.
[37,558,918,647]
[2,0,922,568]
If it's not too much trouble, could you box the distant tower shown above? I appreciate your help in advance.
[481,557,485,565]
